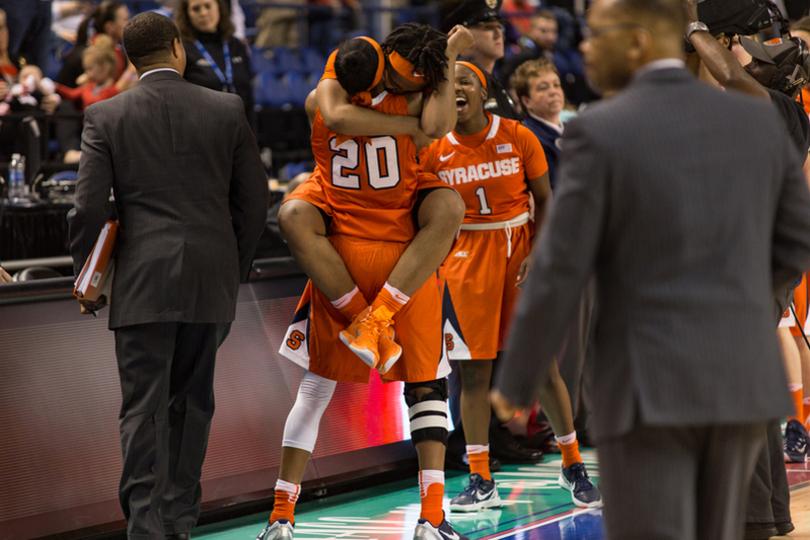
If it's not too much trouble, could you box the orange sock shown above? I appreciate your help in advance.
[270,479,300,524]
[371,282,409,316]
[467,445,491,481]
[556,432,582,468]
[419,470,444,527]
[789,384,804,423]
[332,286,369,322]
[803,398,810,428]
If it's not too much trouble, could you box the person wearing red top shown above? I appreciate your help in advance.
[421,61,601,510]
[55,35,135,111]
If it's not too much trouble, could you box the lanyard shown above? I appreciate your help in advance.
[194,39,233,92]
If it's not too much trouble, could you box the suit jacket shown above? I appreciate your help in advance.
[494,67,810,441]
[68,70,268,329]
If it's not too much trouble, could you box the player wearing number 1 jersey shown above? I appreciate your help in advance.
[421,62,601,510]
[257,28,474,540]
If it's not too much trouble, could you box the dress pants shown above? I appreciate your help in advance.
[597,422,766,540]
[114,322,220,540]
[743,289,798,528]
[745,419,791,526]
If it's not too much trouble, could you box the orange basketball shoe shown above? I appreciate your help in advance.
[339,306,396,368]
[376,325,402,374]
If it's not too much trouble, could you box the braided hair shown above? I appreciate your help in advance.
[381,23,448,89]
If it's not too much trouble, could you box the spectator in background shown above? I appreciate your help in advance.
[7,64,60,114]
[498,10,592,106]
[501,0,537,37]
[176,0,254,124]
[0,8,20,95]
[509,58,565,188]
[443,0,524,120]
[255,0,304,47]
[0,0,52,74]
[56,1,130,88]
[55,35,136,112]
[51,1,93,44]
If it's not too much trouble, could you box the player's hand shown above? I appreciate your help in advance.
[0,267,12,283]
[447,26,475,57]
[79,295,107,315]
[516,255,532,286]
[490,389,521,423]
[683,0,698,24]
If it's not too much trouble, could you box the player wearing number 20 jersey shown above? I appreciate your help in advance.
[281,83,450,384]
[420,111,548,360]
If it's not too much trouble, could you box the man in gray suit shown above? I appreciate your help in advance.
[67,12,268,540]
[489,0,810,538]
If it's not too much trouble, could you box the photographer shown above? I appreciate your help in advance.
[685,1,810,537]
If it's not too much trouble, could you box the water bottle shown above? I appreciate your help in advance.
[9,153,25,202]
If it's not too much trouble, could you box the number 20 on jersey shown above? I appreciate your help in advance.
[330,136,401,190]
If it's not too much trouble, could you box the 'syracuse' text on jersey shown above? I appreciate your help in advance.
[420,113,548,224]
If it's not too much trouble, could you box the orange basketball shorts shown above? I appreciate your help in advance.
[440,221,534,360]
[279,234,449,384]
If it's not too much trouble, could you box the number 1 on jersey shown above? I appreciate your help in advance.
[475,186,492,215]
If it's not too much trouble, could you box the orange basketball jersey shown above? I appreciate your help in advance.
[309,93,441,243]
[420,113,548,224]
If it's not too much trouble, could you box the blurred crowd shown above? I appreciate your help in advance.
[0,0,588,176]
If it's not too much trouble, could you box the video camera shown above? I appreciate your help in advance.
[697,0,785,37]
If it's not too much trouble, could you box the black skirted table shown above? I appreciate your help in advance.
[0,200,73,262]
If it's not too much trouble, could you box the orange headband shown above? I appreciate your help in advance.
[456,61,487,89]
[355,36,385,91]
[388,50,426,84]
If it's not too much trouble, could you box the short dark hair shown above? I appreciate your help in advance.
[123,12,180,69]
[613,0,686,35]
[382,23,449,89]
[335,39,379,95]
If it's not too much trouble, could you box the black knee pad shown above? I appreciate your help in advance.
[403,379,449,446]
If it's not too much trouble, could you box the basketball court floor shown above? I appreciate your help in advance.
[188,451,810,540]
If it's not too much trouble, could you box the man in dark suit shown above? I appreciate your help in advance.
[490,0,810,537]
[67,12,268,540]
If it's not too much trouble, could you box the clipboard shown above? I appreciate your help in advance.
[74,220,118,304]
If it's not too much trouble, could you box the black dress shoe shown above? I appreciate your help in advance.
[776,521,795,535]
[166,534,191,540]
[743,522,778,540]
[491,442,543,464]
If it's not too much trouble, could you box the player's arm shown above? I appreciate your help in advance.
[684,0,770,100]
[404,92,437,150]
[315,78,422,136]
[419,25,475,139]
